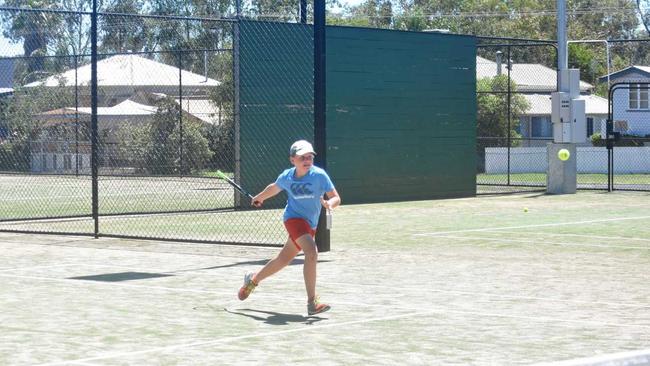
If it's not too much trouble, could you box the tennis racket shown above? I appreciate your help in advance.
[216,170,260,206]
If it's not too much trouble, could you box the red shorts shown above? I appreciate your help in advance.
[284,218,316,250]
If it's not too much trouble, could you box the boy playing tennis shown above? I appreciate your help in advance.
[237,140,340,315]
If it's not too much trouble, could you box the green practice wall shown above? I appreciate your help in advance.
[239,21,476,204]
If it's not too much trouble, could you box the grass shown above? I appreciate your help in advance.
[478,173,650,185]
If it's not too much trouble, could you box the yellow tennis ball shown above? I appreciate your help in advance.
[523,207,528,212]
[558,149,570,161]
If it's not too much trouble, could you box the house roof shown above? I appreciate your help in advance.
[0,87,13,95]
[477,56,593,92]
[598,65,650,83]
[521,93,608,116]
[25,54,220,88]
[38,98,220,125]
[175,98,220,125]
[39,99,158,117]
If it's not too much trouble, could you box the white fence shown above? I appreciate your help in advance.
[485,146,650,174]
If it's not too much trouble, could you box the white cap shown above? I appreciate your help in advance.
[290,140,316,156]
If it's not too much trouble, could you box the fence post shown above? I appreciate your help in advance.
[91,0,99,237]
[314,0,329,252]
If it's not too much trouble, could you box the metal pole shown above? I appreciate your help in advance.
[314,0,329,252]
[506,46,511,186]
[300,0,307,23]
[557,0,567,71]
[74,54,79,176]
[178,51,184,177]
[91,0,99,237]
[233,6,241,208]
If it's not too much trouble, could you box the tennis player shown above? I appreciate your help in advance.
[237,140,340,315]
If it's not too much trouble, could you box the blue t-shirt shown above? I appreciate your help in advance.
[275,166,335,228]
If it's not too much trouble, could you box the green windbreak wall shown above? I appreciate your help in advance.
[327,27,476,203]
[239,21,476,204]
[238,20,313,204]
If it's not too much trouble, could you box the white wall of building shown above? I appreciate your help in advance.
[485,146,650,174]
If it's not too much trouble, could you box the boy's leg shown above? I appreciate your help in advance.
[252,237,300,284]
[294,234,318,301]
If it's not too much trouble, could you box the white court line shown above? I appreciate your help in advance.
[496,230,650,243]
[0,239,277,259]
[433,234,650,250]
[35,307,650,366]
[413,215,650,236]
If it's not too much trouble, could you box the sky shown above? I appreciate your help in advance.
[0,36,22,57]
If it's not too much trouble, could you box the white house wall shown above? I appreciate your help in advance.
[485,146,650,173]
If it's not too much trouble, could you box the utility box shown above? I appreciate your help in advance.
[551,93,587,144]
[551,92,571,143]
[569,97,586,143]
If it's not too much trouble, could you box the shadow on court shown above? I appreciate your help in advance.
[171,257,333,273]
[224,308,326,325]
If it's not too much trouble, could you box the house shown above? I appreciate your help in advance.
[25,54,220,107]
[598,66,650,137]
[477,56,609,146]
[24,54,223,173]
[31,98,211,173]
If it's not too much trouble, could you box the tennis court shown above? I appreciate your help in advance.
[1,191,649,365]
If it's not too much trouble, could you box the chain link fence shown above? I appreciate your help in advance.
[476,37,650,193]
[476,38,557,193]
[0,7,308,245]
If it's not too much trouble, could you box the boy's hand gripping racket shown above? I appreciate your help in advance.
[216,170,261,207]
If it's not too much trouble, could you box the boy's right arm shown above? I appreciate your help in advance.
[252,183,282,207]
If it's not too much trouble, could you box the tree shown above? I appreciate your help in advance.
[100,0,150,53]
[117,97,213,175]
[476,75,530,172]
[0,83,76,171]
[0,0,62,75]
[477,75,529,141]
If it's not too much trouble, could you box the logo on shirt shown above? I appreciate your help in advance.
[291,182,314,198]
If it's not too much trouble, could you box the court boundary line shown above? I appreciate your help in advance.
[35,307,650,366]
[413,215,650,236]
[496,230,650,243]
[433,234,650,250]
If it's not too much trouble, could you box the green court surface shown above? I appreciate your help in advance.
[1,191,649,365]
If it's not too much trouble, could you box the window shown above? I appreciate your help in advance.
[629,84,649,109]
[64,155,72,170]
[531,116,553,138]
[587,117,594,137]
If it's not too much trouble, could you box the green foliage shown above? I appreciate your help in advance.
[117,97,213,175]
[591,132,650,146]
[590,132,603,146]
[476,75,529,143]
[0,84,76,172]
